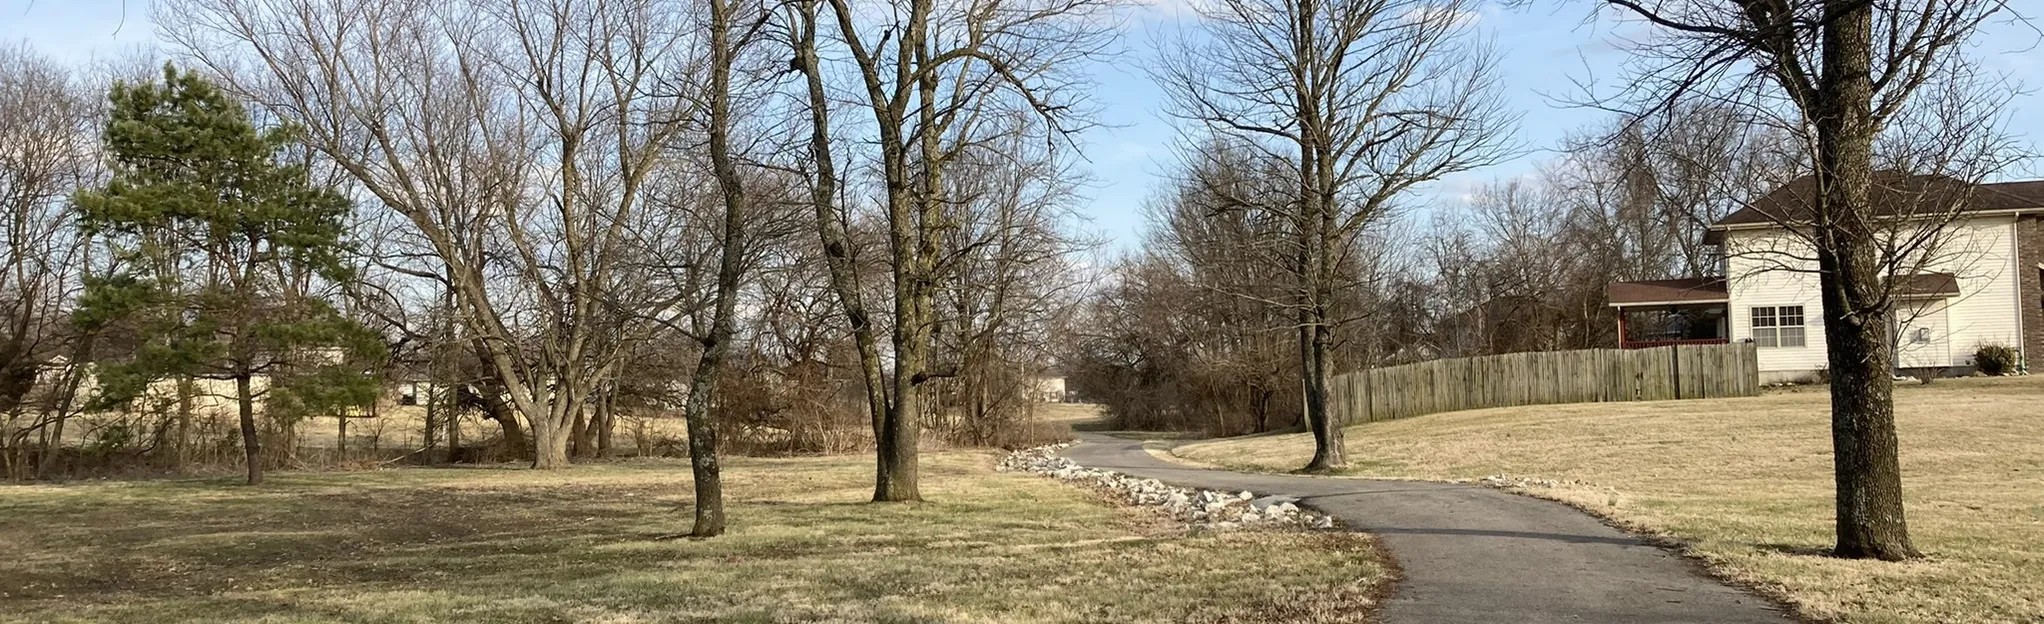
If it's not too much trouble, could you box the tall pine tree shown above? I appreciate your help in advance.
[75,65,381,485]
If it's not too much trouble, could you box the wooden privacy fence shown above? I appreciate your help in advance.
[1328,342,1760,425]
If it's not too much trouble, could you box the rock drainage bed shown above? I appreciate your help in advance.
[999,443,1338,532]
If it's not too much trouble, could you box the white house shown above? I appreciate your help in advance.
[1031,376,1068,403]
[1607,174,2044,383]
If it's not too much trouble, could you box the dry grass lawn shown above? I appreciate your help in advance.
[1173,375,2044,624]
[0,450,1385,624]
[1033,402,1109,426]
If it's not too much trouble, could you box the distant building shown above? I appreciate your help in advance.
[1032,376,1067,403]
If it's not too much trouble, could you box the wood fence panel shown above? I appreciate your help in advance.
[1331,343,1761,425]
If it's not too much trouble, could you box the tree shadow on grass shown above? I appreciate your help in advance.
[1752,542,1836,558]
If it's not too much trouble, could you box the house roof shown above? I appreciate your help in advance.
[1606,277,1728,307]
[1895,272,1960,299]
[1607,273,1955,308]
[1712,173,2044,230]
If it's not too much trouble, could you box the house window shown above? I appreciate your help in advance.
[1751,306,1807,348]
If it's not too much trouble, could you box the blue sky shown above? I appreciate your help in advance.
[1081,3,2044,249]
[6,0,2039,249]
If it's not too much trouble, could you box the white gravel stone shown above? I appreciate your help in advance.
[998,443,1341,532]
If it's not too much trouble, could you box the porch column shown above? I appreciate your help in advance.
[1616,308,1627,349]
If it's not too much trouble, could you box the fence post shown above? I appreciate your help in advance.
[1670,344,1682,400]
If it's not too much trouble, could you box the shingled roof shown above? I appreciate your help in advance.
[1713,173,2044,228]
[1607,273,1954,308]
[1606,277,1727,307]
[1894,272,1960,299]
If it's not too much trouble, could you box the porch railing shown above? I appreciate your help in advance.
[1619,337,1731,349]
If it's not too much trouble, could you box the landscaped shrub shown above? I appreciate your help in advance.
[1973,343,2020,376]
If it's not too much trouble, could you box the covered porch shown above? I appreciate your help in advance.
[1606,278,1730,349]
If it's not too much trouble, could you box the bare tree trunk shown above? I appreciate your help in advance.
[876,183,929,501]
[174,377,194,468]
[569,403,590,459]
[1302,317,1344,470]
[1300,138,1344,470]
[39,415,63,480]
[684,0,760,537]
[865,0,948,503]
[1825,291,1914,559]
[37,336,94,479]
[875,385,922,500]
[1816,0,1916,560]
[684,355,730,536]
[444,385,460,461]
[595,393,613,458]
[531,405,572,469]
[236,373,262,485]
[577,391,604,458]
[491,408,526,460]
[792,0,891,468]
[469,385,527,461]
[423,382,440,463]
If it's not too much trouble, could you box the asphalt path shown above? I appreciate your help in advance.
[1061,432,1794,624]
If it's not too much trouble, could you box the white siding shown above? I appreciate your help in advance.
[1724,233,1829,374]
[1721,216,2023,376]
[1894,300,1950,369]
[1940,218,2025,362]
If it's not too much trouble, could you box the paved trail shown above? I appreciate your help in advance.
[1062,433,1793,624]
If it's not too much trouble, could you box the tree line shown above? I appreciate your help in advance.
[1066,103,1792,435]
[0,0,1109,537]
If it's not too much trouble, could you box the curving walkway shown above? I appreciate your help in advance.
[1061,433,1793,624]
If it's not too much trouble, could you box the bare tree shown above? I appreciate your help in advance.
[0,44,98,479]
[1401,105,1792,359]
[1154,142,1308,431]
[1548,105,1796,282]
[1578,0,2026,560]
[929,121,1091,446]
[1158,0,1516,470]
[671,0,786,537]
[786,0,891,488]
[792,0,1117,500]
[1070,141,1364,437]
[161,0,691,469]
